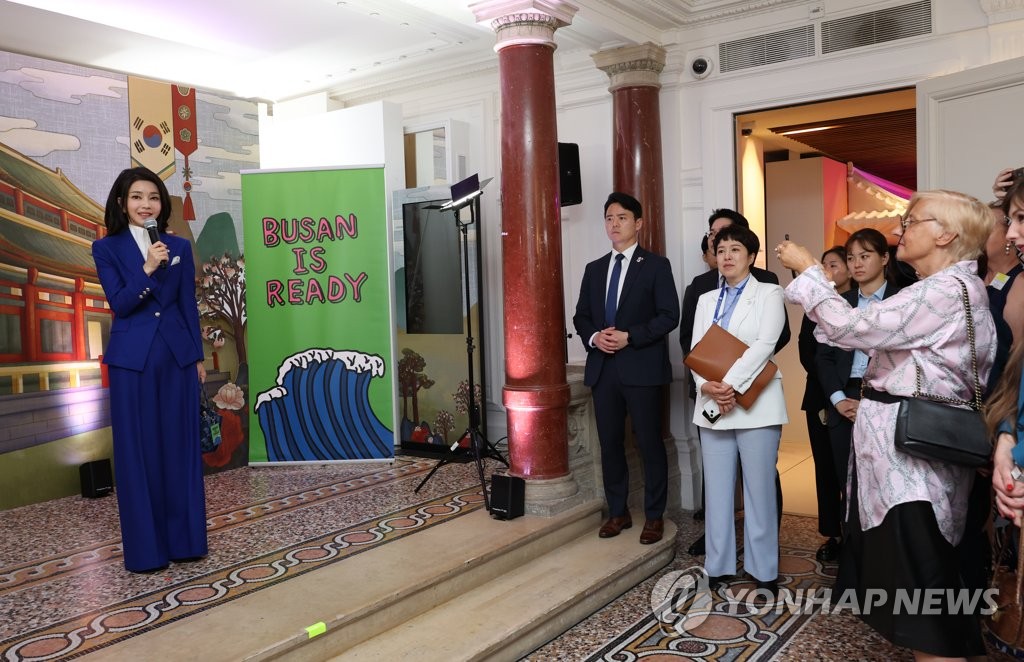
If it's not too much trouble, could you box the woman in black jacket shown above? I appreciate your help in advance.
[799,246,850,562]
[815,229,898,544]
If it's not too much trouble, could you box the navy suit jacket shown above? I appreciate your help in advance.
[798,314,827,412]
[92,230,204,372]
[816,283,900,426]
[573,246,679,388]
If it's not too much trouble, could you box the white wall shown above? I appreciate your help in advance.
[312,1,1024,499]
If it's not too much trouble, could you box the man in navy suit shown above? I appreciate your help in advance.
[573,192,679,544]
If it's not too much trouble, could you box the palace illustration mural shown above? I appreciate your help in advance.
[0,50,259,507]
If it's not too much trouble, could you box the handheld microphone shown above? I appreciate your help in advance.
[143,219,167,269]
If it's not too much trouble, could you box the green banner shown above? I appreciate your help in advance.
[242,167,395,463]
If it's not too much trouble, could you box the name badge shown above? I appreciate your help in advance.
[991,272,1009,291]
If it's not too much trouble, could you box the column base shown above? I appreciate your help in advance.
[524,472,582,517]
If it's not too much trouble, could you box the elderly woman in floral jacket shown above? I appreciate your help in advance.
[777,189,995,660]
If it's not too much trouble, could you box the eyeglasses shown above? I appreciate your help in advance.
[899,216,940,231]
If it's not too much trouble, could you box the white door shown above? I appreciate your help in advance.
[917,55,1024,200]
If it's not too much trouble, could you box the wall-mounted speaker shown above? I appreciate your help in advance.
[558,142,582,207]
[80,459,113,498]
[490,473,525,520]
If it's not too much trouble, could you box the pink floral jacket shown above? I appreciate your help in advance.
[785,261,995,545]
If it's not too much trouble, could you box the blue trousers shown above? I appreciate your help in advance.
[109,333,207,572]
[701,425,781,581]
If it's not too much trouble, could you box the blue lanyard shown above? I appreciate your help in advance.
[713,278,747,326]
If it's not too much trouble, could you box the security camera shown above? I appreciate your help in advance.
[690,56,711,79]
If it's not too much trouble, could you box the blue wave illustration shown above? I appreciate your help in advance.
[254,349,393,461]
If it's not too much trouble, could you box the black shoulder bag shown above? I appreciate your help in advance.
[893,278,990,468]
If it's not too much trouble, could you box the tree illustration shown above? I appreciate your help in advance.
[453,379,483,420]
[434,409,455,443]
[397,348,434,423]
[196,253,247,366]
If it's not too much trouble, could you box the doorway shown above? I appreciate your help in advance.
[733,88,916,518]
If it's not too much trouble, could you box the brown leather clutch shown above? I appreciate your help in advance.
[684,322,777,410]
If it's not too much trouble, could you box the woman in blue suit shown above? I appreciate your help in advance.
[93,167,208,573]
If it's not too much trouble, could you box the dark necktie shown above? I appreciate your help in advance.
[604,253,625,327]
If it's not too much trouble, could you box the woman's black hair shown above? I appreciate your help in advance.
[846,228,900,286]
[712,224,759,258]
[821,245,847,262]
[1002,175,1024,216]
[103,167,172,235]
[844,228,888,256]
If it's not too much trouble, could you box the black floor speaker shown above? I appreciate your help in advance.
[490,473,525,520]
[80,459,113,498]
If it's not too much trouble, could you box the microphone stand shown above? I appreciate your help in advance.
[414,193,507,511]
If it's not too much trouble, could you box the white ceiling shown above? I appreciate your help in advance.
[0,0,777,101]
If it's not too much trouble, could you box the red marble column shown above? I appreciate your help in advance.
[594,45,673,438]
[594,44,667,256]
[473,5,577,485]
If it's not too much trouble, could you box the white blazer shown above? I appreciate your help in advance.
[691,274,789,430]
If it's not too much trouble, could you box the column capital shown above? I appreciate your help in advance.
[592,43,667,91]
[470,0,578,50]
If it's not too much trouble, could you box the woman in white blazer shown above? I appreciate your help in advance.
[691,224,788,597]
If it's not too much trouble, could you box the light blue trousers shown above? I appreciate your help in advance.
[700,425,781,581]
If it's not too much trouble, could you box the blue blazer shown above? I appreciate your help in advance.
[572,246,679,387]
[92,230,204,372]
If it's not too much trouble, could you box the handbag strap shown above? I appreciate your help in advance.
[1016,526,1024,605]
[912,277,982,411]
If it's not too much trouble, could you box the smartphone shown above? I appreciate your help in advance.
[783,234,797,278]
[702,401,722,424]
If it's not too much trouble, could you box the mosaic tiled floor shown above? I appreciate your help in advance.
[526,512,1016,661]
[1,459,1018,661]
[0,457,491,660]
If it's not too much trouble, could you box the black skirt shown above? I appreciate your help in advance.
[836,468,986,657]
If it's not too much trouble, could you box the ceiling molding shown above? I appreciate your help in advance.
[667,0,804,27]
[572,0,665,43]
[327,53,501,106]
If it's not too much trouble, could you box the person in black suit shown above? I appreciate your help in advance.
[816,228,898,549]
[680,208,790,556]
[573,192,680,545]
[799,246,851,563]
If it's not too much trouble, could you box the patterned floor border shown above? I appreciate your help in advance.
[2,471,484,661]
[1,459,437,595]
[582,542,833,661]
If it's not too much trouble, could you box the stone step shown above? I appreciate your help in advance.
[330,516,676,662]
[88,499,625,660]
